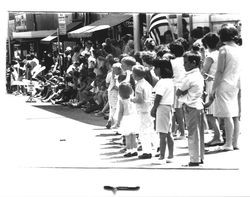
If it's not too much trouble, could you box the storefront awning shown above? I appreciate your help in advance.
[12,30,56,39]
[41,35,57,42]
[68,14,132,38]
[40,21,83,42]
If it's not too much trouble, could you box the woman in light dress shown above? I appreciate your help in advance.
[211,24,241,151]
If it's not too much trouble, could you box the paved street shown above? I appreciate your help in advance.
[0,93,249,197]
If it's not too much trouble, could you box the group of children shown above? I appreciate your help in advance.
[111,51,205,166]
[8,24,241,167]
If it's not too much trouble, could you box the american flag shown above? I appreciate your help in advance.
[148,14,171,45]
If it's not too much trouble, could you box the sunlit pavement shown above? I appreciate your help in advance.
[1,93,249,197]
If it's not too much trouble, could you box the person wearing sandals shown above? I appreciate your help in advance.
[211,24,241,151]
[151,59,175,162]
[201,32,224,146]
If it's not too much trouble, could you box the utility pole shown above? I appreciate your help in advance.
[177,14,183,38]
[33,14,37,31]
[133,13,140,53]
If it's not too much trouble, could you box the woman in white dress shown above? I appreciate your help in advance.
[211,24,241,151]
[201,33,224,146]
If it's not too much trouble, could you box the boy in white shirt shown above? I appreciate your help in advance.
[177,51,205,167]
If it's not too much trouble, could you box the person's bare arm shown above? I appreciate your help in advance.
[212,48,226,95]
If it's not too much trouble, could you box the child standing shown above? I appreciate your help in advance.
[169,41,186,139]
[176,51,205,166]
[116,82,138,157]
[131,64,155,159]
[151,59,175,162]
[105,62,122,129]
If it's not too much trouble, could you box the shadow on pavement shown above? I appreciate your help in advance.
[96,133,121,137]
[102,155,125,160]
[33,104,106,127]
[175,152,189,157]
[205,149,233,155]
[101,145,122,149]
[114,157,139,163]
[101,142,123,146]
[100,151,121,156]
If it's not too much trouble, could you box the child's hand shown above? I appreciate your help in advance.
[176,89,188,97]
[150,107,157,118]
[203,95,215,108]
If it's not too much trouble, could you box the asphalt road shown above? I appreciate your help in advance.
[0,94,249,197]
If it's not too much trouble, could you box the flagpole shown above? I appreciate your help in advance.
[177,14,183,38]
[133,13,141,53]
[167,16,176,41]
[57,28,61,68]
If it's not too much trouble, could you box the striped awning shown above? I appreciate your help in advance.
[41,35,57,42]
[68,14,132,38]
[13,30,56,39]
[40,21,83,42]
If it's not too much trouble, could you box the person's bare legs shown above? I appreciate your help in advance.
[222,117,234,150]
[232,117,240,149]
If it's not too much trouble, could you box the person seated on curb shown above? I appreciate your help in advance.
[84,76,106,113]
[53,75,77,105]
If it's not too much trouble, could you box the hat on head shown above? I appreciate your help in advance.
[66,46,72,51]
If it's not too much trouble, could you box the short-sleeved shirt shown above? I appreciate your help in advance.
[171,57,186,87]
[178,68,204,110]
[153,78,174,105]
[135,78,153,113]
[206,50,219,77]
[106,71,117,92]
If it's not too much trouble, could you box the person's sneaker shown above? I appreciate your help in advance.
[95,111,105,117]
[124,152,132,157]
[137,145,142,151]
[131,152,138,157]
[105,121,112,129]
[138,153,152,159]
[120,148,127,153]
[182,162,200,167]
[155,154,160,157]
[205,138,224,147]
[217,145,233,151]
[158,156,164,160]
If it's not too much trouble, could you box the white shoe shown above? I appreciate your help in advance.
[174,135,186,140]
[218,145,233,151]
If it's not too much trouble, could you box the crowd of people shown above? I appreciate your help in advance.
[7,23,242,166]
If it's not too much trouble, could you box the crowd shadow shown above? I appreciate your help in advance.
[33,104,106,126]
[95,133,121,137]
[101,145,122,149]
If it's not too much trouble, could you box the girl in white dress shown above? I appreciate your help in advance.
[116,82,139,157]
